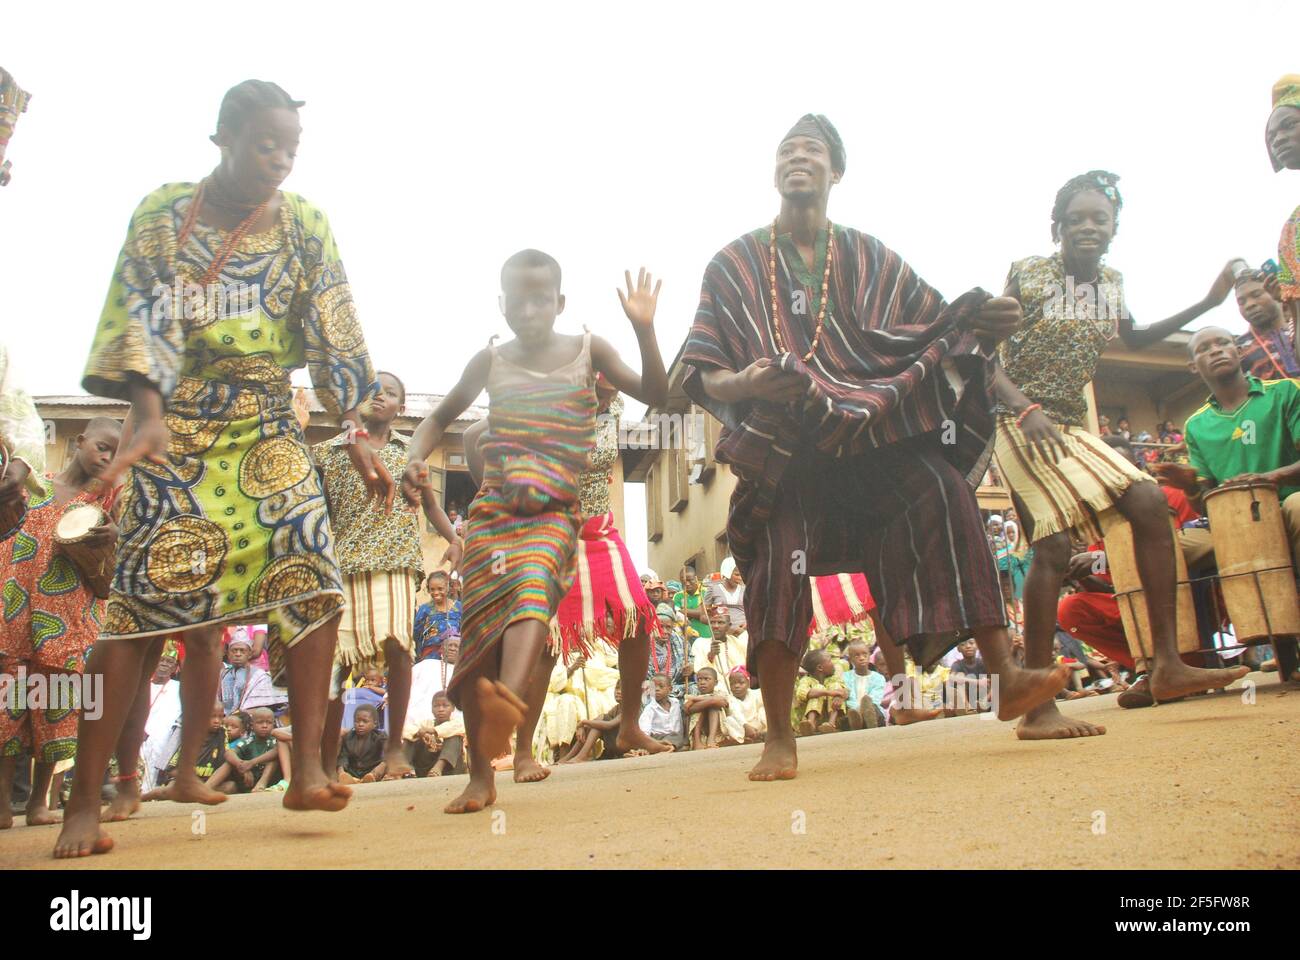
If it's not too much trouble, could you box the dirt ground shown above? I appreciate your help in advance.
[3,672,1297,870]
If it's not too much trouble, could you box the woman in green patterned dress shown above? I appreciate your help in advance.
[56,80,391,859]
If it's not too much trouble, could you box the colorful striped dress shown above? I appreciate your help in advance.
[552,394,661,659]
[448,334,597,706]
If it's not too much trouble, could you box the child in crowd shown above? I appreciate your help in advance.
[684,666,730,749]
[792,649,848,736]
[336,703,387,784]
[650,600,690,699]
[559,680,624,763]
[413,693,466,778]
[223,712,250,747]
[635,674,685,752]
[722,667,765,745]
[841,642,887,729]
[145,701,233,800]
[214,707,280,793]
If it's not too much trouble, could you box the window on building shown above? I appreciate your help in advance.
[646,462,663,542]
[668,447,689,512]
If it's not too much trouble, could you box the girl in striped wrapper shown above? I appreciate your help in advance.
[463,375,673,772]
[401,252,668,814]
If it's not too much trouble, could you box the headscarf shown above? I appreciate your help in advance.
[666,579,683,593]
[720,556,736,579]
[781,114,846,175]
[1268,74,1300,172]
[987,514,1003,526]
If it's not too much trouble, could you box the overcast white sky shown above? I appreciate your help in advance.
[2,0,1296,570]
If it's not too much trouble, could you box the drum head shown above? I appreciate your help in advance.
[56,503,102,540]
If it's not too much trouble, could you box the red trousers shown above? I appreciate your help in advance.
[1057,591,1134,670]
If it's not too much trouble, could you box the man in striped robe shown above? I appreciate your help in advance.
[682,114,1070,781]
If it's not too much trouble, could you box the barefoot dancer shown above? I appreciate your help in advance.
[0,419,121,830]
[460,376,673,781]
[58,80,392,858]
[401,254,668,813]
[315,371,462,781]
[683,115,1069,782]
[992,171,1246,740]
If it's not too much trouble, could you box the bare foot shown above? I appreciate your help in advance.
[53,809,114,859]
[996,664,1072,721]
[283,780,352,812]
[891,706,943,725]
[513,754,551,783]
[817,722,837,734]
[159,775,229,806]
[1150,662,1249,702]
[102,779,141,822]
[615,725,674,755]
[444,776,496,814]
[847,710,865,731]
[473,677,525,761]
[0,807,12,830]
[797,719,815,736]
[1016,700,1107,740]
[381,751,414,781]
[25,803,60,826]
[747,738,798,781]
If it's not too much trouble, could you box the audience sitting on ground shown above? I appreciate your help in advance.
[635,673,686,753]
[792,648,848,736]
[143,700,234,800]
[337,703,388,783]
[722,667,765,745]
[412,693,466,777]
[559,680,625,763]
[841,641,887,729]
[684,666,731,750]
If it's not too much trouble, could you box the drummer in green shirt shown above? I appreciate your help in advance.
[1162,327,1300,562]
[673,566,713,642]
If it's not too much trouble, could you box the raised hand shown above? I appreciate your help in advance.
[617,267,661,330]
[345,435,395,515]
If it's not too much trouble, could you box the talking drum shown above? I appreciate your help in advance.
[0,441,27,542]
[54,502,113,599]
[1104,514,1199,665]
[1203,481,1300,643]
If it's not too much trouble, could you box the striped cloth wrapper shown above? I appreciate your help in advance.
[808,573,876,635]
[449,382,596,706]
[551,512,662,660]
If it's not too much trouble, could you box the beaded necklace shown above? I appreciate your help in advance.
[768,219,834,362]
[176,179,272,286]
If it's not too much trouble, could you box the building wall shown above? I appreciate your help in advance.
[643,443,738,578]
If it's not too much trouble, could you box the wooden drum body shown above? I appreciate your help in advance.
[1104,514,1199,664]
[1203,482,1300,643]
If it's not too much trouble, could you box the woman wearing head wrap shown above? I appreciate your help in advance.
[1267,75,1300,323]
[58,79,392,859]
[992,171,1248,741]
[708,555,746,628]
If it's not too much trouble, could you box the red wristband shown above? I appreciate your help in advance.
[1015,403,1042,428]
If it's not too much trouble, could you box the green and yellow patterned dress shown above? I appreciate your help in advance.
[83,183,376,681]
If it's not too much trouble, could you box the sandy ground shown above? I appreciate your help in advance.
[3,672,1297,870]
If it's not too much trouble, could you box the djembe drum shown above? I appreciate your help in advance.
[54,501,114,599]
[1202,481,1300,644]
[1104,514,1199,667]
